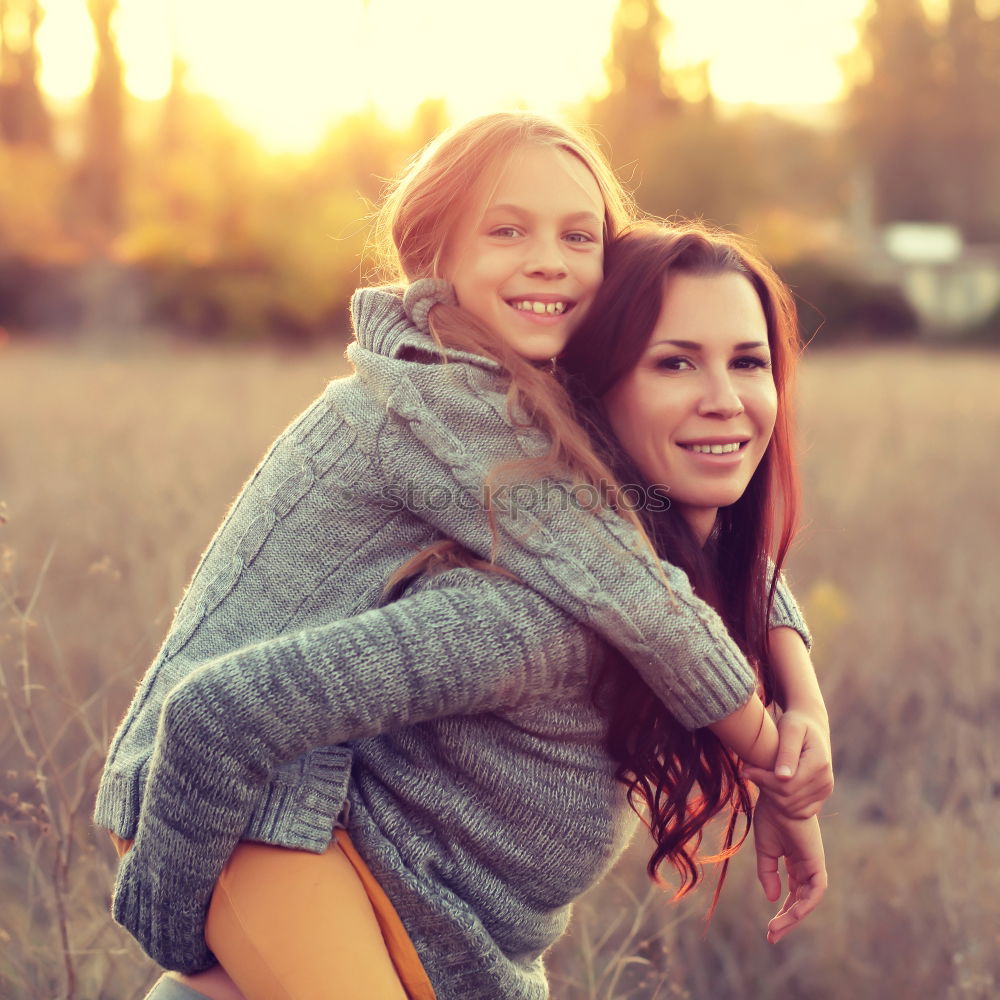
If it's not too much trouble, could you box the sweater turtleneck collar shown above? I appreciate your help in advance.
[349,285,504,372]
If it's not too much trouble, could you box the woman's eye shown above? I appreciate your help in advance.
[655,356,693,371]
[732,356,771,370]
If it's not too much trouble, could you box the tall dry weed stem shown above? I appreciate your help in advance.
[1,342,998,999]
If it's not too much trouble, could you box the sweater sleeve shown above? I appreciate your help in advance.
[767,562,812,649]
[356,352,756,732]
[111,570,594,973]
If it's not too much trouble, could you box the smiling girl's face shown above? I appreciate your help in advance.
[602,270,778,544]
[441,143,606,362]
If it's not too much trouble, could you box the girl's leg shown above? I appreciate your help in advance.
[109,829,432,1000]
[205,835,431,1000]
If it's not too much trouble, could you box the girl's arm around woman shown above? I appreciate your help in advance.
[112,569,597,972]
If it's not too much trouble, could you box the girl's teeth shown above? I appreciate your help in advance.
[512,300,567,315]
[688,442,742,454]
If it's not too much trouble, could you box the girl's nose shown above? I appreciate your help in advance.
[523,238,568,279]
[697,373,745,419]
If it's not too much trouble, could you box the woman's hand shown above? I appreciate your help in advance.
[743,707,834,819]
[755,627,834,819]
[753,793,828,943]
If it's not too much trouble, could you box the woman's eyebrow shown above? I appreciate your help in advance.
[652,339,769,351]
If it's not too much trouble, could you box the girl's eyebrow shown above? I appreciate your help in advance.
[652,339,770,351]
[484,204,602,226]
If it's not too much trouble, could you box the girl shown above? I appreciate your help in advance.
[97,116,829,997]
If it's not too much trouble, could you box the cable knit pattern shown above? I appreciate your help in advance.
[95,285,811,994]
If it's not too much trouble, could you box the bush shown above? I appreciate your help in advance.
[960,301,1000,345]
[0,260,84,331]
[780,258,919,345]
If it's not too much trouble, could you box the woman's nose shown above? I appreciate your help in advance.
[697,373,745,418]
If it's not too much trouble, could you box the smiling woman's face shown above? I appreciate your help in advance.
[602,270,777,544]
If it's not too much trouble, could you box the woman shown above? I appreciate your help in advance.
[119,220,829,1000]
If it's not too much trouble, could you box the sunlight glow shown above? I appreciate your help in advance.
[666,0,870,106]
[115,0,173,101]
[35,0,871,151]
[36,0,95,101]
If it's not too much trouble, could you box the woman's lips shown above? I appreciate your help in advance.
[677,440,749,463]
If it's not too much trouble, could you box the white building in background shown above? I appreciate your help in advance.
[880,222,1000,334]
[845,169,1000,336]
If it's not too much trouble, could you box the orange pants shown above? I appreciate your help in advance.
[111,831,435,1000]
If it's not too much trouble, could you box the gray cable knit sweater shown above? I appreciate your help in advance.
[95,286,810,994]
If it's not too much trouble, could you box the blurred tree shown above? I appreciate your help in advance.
[602,0,681,117]
[407,97,448,154]
[72,0,125,249]
[159,52,190,156]
[317,108,403,204]
[590,0,682,167]
[589,0,777,231]
[849,0,1000,239]
[848,0,944,225]
[0,0,51,147]
[938,0,1000,240]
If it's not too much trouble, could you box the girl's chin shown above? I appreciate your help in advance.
[497,329,572,362]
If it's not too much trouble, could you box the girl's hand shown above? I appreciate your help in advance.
[753,793,828,943]
[743,707,834,819]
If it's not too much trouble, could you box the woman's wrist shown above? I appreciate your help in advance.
[709,695,780,771]
[781,698,830,734]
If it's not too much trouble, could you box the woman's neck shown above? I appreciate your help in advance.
[681,508,718,547]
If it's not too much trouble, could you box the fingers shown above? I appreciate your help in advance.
[744,740,835,818]
[766,878,826,943]
[774,715,807,779]
[744,746,833,792]
[744,769,822,820]
[755,844,782,903]
[766,897,801,944]
[766,856,829,944]
[744,765,789,791]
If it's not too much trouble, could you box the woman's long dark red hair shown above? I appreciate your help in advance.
[559,222,803,904]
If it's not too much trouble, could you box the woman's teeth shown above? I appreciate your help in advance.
[684,442,744,454]
[511,300,567,315]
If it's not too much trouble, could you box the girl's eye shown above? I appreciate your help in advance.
[565,231,597,245]
[654,356,694,372]
[489,226,521,239]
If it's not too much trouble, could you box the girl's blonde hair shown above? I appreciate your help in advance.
[373,112,658,582]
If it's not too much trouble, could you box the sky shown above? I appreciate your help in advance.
[32,0,872,152]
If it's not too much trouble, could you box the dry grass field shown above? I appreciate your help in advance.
[1,340,998,999]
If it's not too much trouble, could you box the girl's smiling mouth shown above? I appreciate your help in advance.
[505,295,575,318]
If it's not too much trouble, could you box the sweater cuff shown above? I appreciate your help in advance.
[111,832,218,973]
[243,745,353,851]
[768,573,812,650]
[671,658,757,730]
